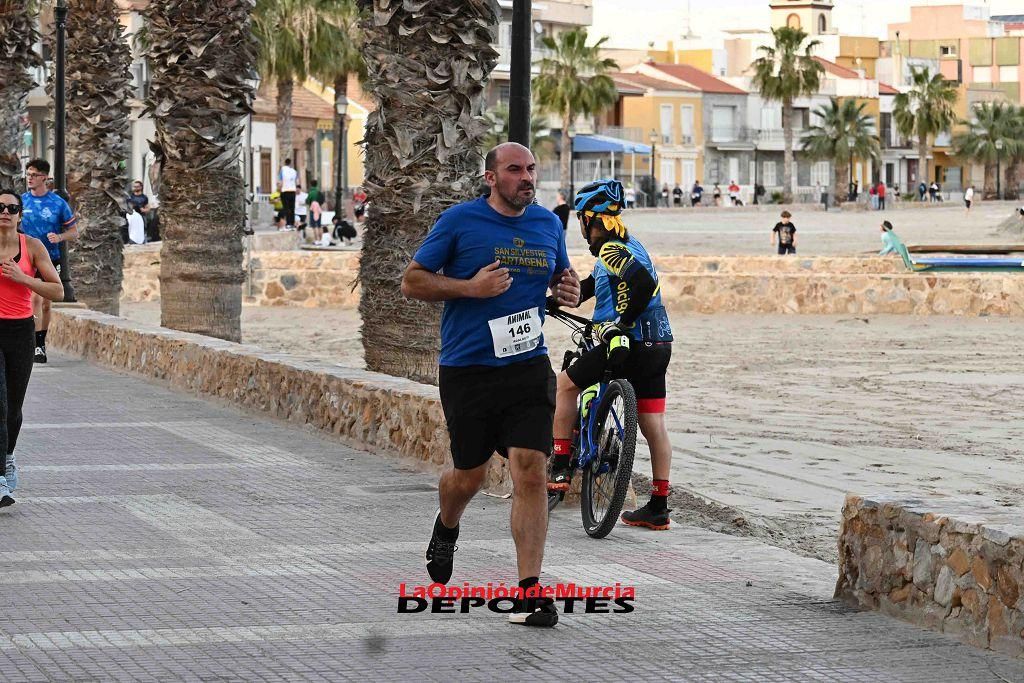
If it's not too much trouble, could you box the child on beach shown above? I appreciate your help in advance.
[771,211,797,255]
[878,220,900,255]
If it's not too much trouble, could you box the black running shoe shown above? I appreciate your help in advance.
[425,509,458,584]
[508,594,559,627]
[0,494,15,508]
[34,346,46,364]
[621,502,672,530]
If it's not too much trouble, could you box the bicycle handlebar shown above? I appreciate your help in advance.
[545,304,592,327]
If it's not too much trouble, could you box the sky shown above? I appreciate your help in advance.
[592,0,1023,48]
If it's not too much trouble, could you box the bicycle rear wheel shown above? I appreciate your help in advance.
[580,379,637,538]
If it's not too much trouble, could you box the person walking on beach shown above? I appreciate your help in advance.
[279,158,298,228]
[964,185,974,214]
[0,190,64,506]
[771,210,797,255]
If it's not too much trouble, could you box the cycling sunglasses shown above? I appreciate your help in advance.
[0,203,22,215]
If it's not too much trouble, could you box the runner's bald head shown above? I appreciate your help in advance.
[485,142,533,173]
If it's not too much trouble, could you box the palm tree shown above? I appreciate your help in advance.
[0,2,42,190]
[142,0,258,342]
[1002,105,1024,200]
[255,0,354,175]
[751,26,824,204]
[893,66,958,194]
[316,0,365,212]
[64,0,132,315]
[533,28,618,192]
[802,98,879,206]
[952,102,1016,198]
[358,0,498,383]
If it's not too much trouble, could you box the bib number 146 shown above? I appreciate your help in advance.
[488,307,542,359]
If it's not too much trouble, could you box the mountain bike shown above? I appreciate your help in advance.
[545,306,637,539]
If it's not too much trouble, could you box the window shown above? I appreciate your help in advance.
[973,66,992,82]
[681,160,696,188]
[760,106,781,131]
[660,104,673,144]
[498,21,511,46]
[660,158,676,186]
[999,66,1018,83]
[818,14,826,33]
[728,157,740,184]
[940,44,957,57]
[787,13,800,29]
[712,105,736,141]
[810,161,830,187]
[680,105,694,144]
[763,161,777,186]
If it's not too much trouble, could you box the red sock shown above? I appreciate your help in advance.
[652,480,670,497]
[553,439,571,456]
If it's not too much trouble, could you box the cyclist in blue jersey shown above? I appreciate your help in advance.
[21,159,78,364]
[548,179,676,530]
[402,142,580,627]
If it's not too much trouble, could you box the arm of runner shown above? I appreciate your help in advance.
[402,259,511,301]
[577,274,595,305]
[7,238,64,301]
[48,199,79,244]
[548,267,580,307]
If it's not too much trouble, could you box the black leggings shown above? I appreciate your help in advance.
[0,317,35,471]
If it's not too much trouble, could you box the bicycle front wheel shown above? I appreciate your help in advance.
[580,379,637,538]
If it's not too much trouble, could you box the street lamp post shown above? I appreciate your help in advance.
[649,129,658,207]
[568,128,575,200]
[508,0,532,146]
[54,0,75,302]
[334,95,348,221]
[995,139,1004,201]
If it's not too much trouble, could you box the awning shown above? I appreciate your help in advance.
[572,134,652,155]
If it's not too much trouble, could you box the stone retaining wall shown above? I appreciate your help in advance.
[836,494,1024,657]
[47,308,516,495]
[122,246,1023,316]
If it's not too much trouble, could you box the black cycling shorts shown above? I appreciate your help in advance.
[438,355,556,470]
[566,342,671,413]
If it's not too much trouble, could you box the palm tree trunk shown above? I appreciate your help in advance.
[0,6,42,190]
[782,97,794,204]
[277,77,294,170]
[332,72,349,212]
[560,109,572,193]
[983,162,996,199]
[65,0,132,315]
[1007,160,1022,200]
[359,0,498,384]
[918,134,929,196]
[146,0,257,342]
[834,159,849,207]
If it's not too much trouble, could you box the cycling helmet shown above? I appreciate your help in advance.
[574,179,624,215]
[574,179,626,238]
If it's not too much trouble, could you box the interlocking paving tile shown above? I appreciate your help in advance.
[0,353,1020,681]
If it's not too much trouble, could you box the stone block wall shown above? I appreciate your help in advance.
[120,246,1024,316]
[47,308,514,495]
[836,494,1024,657]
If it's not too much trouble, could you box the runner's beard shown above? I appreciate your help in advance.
[501,184,534,210]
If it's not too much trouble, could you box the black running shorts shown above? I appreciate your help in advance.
[438,355,556,470]
[566,342,671,413]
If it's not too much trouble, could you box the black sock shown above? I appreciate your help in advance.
[36,330,45,347]
[649,495,668,513]
[434,514,459,541]
[551,454,570,470]
[519,576,539,590]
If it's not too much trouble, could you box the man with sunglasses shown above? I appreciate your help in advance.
[22,159,78,364]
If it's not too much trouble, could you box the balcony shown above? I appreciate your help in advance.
[708,126,752,144]
[880,127,911,149]
[655,133,695,147]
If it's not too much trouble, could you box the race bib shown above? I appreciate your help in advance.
[488,307,542,359]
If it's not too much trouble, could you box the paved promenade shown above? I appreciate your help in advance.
[2,354,1022,681]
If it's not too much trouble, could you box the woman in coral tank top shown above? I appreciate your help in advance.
[0,190,63,507]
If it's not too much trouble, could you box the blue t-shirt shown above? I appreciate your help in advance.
[413,196,570,367]
[21,191,76,262]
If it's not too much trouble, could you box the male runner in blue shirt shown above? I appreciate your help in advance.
[22,159,78,363]
[402,142,579,627]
